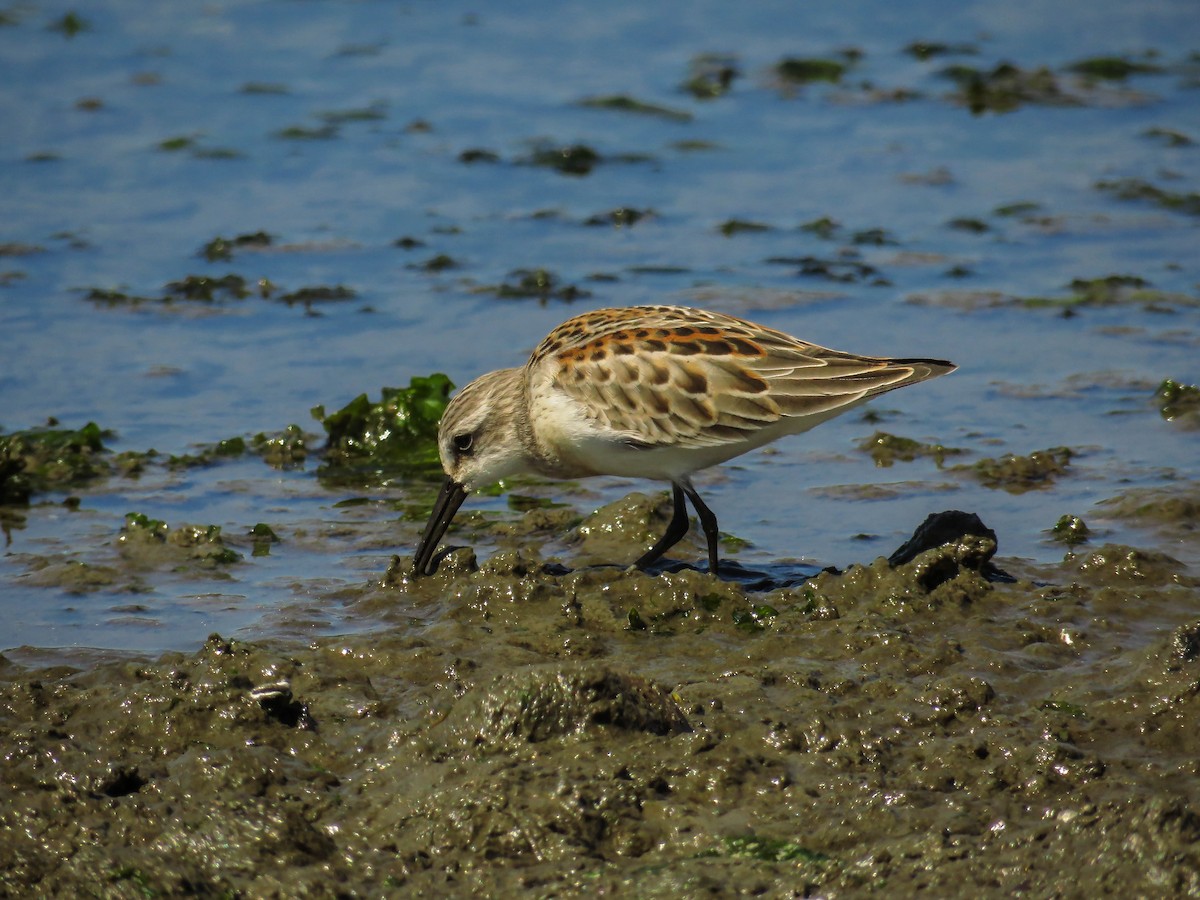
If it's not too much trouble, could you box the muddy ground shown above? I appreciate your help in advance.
[3,496,1199,898]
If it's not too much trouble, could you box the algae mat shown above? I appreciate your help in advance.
[3,522,1199,897]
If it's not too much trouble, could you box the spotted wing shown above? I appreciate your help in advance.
[531,305,953,449]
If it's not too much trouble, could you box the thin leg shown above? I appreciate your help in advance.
[680,481,721,574]
[634,483,689,569]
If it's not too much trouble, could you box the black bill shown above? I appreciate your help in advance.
[412,476,468,577]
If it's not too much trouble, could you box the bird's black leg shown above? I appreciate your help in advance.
[634,483,689,569]
[680,481,721,574]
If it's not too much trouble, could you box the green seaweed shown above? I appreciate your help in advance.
[904,41,979,61]
[1050,514,1091,547]
[313,375,453,481]
[273,124,338,141]
[120,515,241,565]
[278,285,356,307]
[1066,57,1162,80]
[249,523,279,557]
[775,57,847,85]
[1018,275,1198,311]
[941,62,1073,114]
[851,228,897,246]
[719,219,771,237]
[584,208,651,228]
[731,604,778,633]
[1095,179,1200,216]
[507,494,567,512]
[682,54,740,99]
[1141,127,1193,148]
[164,274,253,303]
[201,231,272,262]
[704,833,829,864]
[578,95,692,122]
[1040,700,1088,718]
[1,421,112,504]
[318,104,387,124]
[948,217,990,233]
[1155,379,1200,426]
[799,216,840,239]
[857,432,961,468]
[85,274,261,307]
[158,135,196,152]
[240,82,289,95]
[167,437,247,469]
[49,11,89,37]
[415,254,459,272]
[459,148,500,164]
[483,269,591,303]
[764,255,880,284]
[525,143,601,176]
[252,425,309,468]
[966,447,1073,492]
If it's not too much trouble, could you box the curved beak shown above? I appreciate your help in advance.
[412,476,468,577]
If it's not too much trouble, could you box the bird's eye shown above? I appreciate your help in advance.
[452,433,473,453]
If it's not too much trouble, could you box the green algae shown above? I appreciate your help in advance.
[458,148,500,164]
[201,231,272,262]
[1050,514,1091,547]
[414,253,459,272]
[578,95,692,122]
[856,431,962,468]
[251,425,309,468]
[682,54,740,99]
[249,523,279,557]
[1155,379,1200,426]
[941,62,1074,113]
[948,217,990,233]
[1095,178,1200,216]
[524,142,602,176]
[1142,127,1193,147]
[273,123,338,140]
[718,219,771,236]
[911,277,1200,313]
[85,274,270,307]
[48,11,89,37]
[119,513,241,566]
[482,268,592,302]
[764,255,881,284]
[850,227,898,246]
[1066,56,1163,80]
[966,447,1073,492]
[799,216,840,239]
[775,56,848,85]
[166,437,247,470]
[318,103,387,124]
[993,201,1043,217]
[277,285,356,311]
[584,207,652,228]
[0,421,111,504]
[313,375,452,482]
[239,82,289,95]
[904,41,979,60]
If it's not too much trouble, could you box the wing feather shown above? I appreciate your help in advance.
[529,305,953,451]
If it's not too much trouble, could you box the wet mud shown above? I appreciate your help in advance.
[4,507,1199,897]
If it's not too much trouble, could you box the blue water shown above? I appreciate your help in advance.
[2,0,1198,652]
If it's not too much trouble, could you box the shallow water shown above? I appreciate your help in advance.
[2,0,1198,653]
[4,4,1200,896]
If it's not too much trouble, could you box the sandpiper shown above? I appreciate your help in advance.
[413,305,954,576]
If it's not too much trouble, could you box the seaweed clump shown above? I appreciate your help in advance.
[0,421,111,504]
[313,375,453,484]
